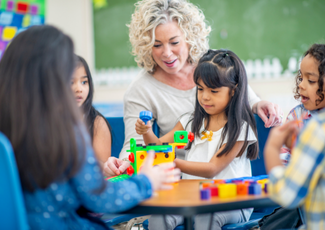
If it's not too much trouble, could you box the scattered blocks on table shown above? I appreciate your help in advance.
[200,189,211,200]
[218,184,237,198]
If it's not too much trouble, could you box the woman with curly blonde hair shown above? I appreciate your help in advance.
[104,0,283,206]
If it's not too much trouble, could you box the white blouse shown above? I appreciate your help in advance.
[180,114,257,180]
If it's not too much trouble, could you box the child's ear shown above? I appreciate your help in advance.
[231,84,238,97]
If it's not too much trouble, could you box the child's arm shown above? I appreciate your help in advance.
[264,121,297,172]
[135,119,184,145]
[174,141,245,178]
[264,118,325,209]
[93,116,112,163]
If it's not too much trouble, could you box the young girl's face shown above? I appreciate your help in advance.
[197,79,232,117]
[71,66,89,107]
[298,54,325,111]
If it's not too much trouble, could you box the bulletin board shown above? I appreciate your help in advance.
[0,0,45,59]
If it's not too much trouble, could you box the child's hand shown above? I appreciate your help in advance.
[140,150,181,191]
[266,120,298,150]
[135,118,152,135]
[102,157,130,177]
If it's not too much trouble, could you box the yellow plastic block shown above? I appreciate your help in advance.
[2,27,17,41]
[218,183,237,198]
[135,150,175,173]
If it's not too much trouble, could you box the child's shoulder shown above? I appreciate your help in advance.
[286,104,308,121]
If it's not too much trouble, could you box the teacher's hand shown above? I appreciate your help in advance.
[253,100,283,128]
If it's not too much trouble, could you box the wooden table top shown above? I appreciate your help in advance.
[125,179,277,216]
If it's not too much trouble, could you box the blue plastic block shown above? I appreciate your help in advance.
[140,111,152,124]
[200,189,211,200]
[248,184,262,195]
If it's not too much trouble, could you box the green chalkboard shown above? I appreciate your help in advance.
[94,0,325,70]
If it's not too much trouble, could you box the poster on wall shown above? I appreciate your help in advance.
[0,0,45,59]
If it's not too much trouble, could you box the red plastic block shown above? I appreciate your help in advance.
[17,2,29,14]
[208,187,218,197]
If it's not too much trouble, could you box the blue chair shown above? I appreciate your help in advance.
[107,117,160,158]
[103,117,159,229]
[0,132,29,230]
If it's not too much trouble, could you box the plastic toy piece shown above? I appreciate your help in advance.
[126,130,194,175]
[200,189,211,200]
[248,184,262,195]
[139,111,152,124]
[237,183,249,195]
[106,174,131,182]
[17,2,29,14]
[201,183,213,189]
[208,187,218,197]
[213,179,225,184]
[264,183,268,193]
[218,184,237,198]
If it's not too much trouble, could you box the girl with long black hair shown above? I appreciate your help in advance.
[136,49,259,229]
[71,55,112,163]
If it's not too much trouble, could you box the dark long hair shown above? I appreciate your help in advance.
[0,25,86,192]
[75,55,112,142]
[187,49,258,160]
[294,44,325,106]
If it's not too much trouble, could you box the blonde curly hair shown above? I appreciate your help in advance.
[128,0,211,73]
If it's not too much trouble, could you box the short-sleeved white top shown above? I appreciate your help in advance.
[180,114,257,180]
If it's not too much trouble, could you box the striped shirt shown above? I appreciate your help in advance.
[280,104,317,165]
[268,111,325,230]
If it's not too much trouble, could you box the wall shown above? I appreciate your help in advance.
[46,0,95,71]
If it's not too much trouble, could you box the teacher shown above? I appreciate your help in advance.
[103,0,282,176]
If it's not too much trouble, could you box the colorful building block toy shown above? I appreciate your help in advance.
[126,130,194,175]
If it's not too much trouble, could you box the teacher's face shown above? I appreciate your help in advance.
[152,20,189,75]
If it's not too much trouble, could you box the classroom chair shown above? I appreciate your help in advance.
[0,132,29,230]
[107,117,160,158]
[142,114,274,230]
[103,117,159,229]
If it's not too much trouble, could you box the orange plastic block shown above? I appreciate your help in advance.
[213,179,225,184]
[218,183,237,198]
[237,183,249,195]
[201,183,214,189]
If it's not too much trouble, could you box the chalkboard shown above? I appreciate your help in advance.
[93,0,325,70]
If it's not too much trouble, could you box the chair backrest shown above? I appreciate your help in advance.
[0,132,29,230]
[106,117,160,158]
[251,114,272,176]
